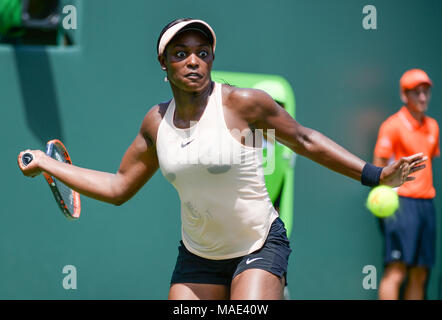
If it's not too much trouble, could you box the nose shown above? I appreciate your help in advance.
[418,91,427,102]
[186,53,199,69]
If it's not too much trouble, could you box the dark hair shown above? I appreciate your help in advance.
[156,18,214,56]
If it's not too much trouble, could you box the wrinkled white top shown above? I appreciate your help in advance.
[156,82,278,259]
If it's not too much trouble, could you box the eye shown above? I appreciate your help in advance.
[176,51,186,58]
[199,50,208,58]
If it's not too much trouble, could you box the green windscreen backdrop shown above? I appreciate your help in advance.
[0,0,441,299]
[212,71,296,239]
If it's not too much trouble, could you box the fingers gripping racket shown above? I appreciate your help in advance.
[21,139,81,220]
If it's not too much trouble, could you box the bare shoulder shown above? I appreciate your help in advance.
[140,100,171,145]
[222,84,273,110]
[221,84,277,122]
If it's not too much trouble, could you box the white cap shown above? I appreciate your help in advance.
[157,19,216,56]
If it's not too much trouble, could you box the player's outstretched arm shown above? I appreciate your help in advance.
[232,88,427,188]
[17,108,160,206]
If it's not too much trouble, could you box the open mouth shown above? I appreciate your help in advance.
[185,72,203,79]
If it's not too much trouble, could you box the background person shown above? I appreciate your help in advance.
[373,69,439,300]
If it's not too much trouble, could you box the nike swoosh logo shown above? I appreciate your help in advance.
[246,257,263,265]
[181,139,194,148]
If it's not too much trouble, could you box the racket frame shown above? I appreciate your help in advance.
[42,139,81,220]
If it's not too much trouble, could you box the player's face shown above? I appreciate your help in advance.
[160,30,214,93]
[403,84,431,114]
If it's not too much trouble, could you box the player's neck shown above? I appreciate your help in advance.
[172,81,214,120]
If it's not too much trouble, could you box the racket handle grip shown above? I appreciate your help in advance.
[22,153,34,166]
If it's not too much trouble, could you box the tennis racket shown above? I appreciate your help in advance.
[21,139,81,220]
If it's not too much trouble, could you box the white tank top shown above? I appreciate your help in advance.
[156,82,278,260]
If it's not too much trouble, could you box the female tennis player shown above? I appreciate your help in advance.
[17,18,427,300]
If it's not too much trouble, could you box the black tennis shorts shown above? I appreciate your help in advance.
[380,196,436,268]
[170,217,292,286]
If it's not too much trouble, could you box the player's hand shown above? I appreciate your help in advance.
[17,149,45,178]
[379,153,428,187]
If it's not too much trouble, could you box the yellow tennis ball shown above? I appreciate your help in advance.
[366,185,399,218]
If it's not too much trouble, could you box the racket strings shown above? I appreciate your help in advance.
[55,179,75,211]
[51,145,76,212]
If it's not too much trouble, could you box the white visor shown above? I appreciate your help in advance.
[157,19,216,56]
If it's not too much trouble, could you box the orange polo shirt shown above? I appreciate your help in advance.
[374,106,440,199]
